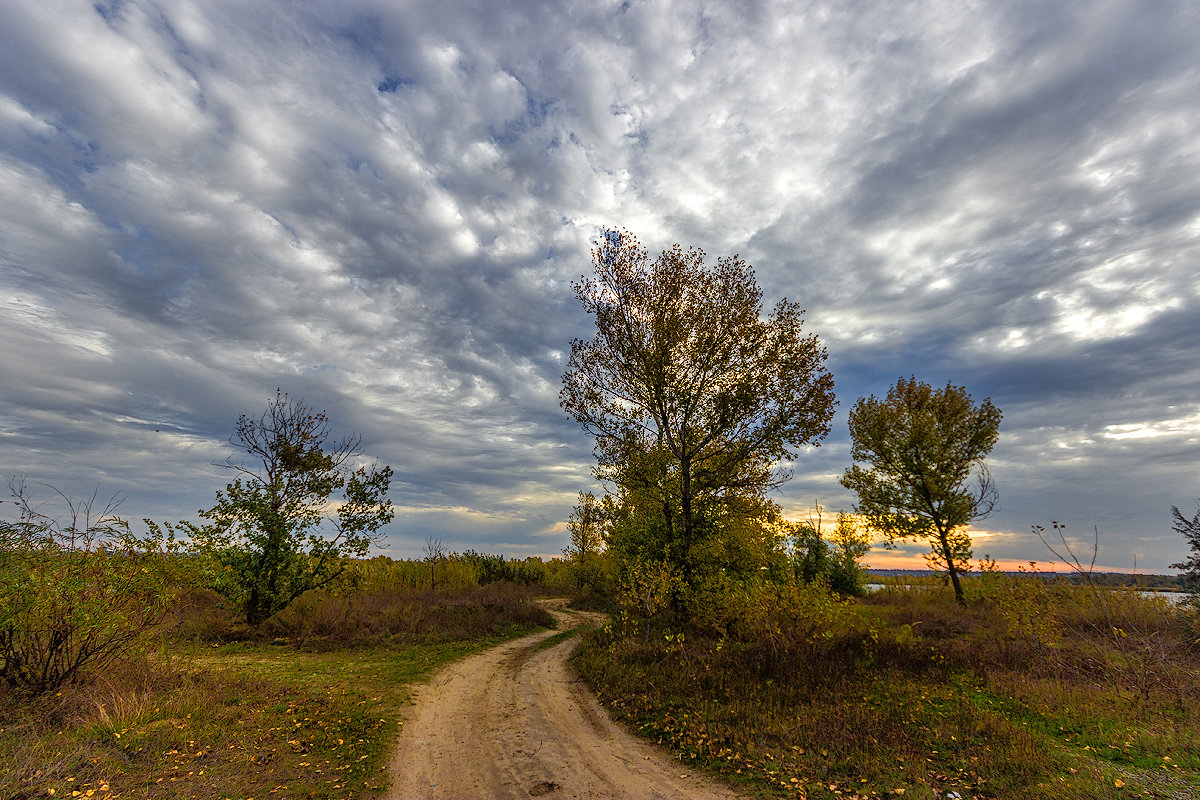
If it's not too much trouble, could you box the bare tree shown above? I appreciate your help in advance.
[424,536,446,591]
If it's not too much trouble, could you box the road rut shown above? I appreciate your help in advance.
[386,601,745,799]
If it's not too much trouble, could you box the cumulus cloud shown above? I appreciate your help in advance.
[1,0,1198,568]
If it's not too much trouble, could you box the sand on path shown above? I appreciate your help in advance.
[386,600,746,799]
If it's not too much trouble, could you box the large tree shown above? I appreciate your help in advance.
[191,390,393,625]
[560,228,836,583]
[841,377,1001,606]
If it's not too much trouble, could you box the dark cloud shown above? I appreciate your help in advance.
[1,0,1197,569]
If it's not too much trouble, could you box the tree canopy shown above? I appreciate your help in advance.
[841,376,1001,605]
[560,228,836,586]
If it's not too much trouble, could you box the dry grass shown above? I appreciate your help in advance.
[262,582,555,644]
[572,583,1200,799]
[1,583,555,799]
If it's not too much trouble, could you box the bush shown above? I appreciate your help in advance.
[341,553,551,594]
[460,551,548,586]
[345,554,478,593]
[967,557,1063,647]
[164,587,240,642]
[0,478,182,694]
[260,583,555,645]
[673,577,872,689]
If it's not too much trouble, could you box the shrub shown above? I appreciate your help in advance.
[613,557,680,639]
[968,557,1062,647]
[0,478,182,694]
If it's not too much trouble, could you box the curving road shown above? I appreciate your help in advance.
[386,601,745,799]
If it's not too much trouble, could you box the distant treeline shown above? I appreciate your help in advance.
[867,568,1186,590]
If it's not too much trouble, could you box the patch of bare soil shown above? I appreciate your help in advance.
[386,600,746,799]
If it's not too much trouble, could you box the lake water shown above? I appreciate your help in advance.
[864,583,1189,606]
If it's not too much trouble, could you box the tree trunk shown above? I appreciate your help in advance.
[679,455,694,590]
[939,531,967,606]
[246,585,264,626]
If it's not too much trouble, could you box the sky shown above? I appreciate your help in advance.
[1,0,1198,571]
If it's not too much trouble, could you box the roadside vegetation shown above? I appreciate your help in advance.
[0,511,562,799]
[572,569,1200,799]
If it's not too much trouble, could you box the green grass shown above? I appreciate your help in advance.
[530,624,585,653]
[1,586,553,800]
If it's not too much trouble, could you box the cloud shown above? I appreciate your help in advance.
[1,0,1198,568]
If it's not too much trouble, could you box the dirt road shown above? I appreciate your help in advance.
[386,601,745,799]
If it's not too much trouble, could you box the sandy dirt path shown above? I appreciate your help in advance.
[386,601,746,799]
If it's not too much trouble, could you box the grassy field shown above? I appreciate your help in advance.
[6,549,1196,800]
[0,584,555,800]
[572,583,1200,800]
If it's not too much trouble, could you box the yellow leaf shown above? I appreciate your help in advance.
[1114,779,1125,788]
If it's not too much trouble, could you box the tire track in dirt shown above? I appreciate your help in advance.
[386,600,746,799]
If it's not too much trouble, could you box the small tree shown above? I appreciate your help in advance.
[190,390,393,625]
[565,492,605,561]
[788,505,870,595]
[828,511,871,596]
[790,517,830,586]
[424,536,446,591]
[841,377,1001,606]
[0,478,180,694]
[1169,503,1200,606]
[561,228,836,587]
[564,491,607,591]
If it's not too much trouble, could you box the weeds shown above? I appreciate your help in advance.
[532,625,585,653]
